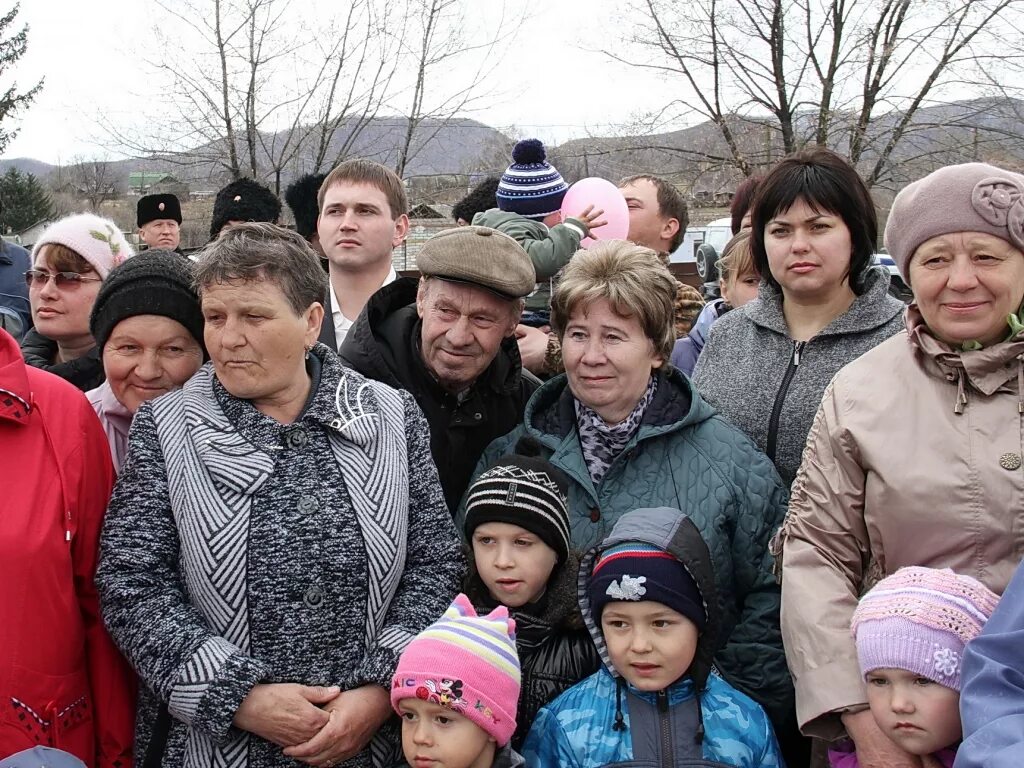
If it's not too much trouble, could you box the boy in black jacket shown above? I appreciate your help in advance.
[462,449,601,748]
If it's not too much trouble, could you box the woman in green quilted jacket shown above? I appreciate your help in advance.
[461,239,793,754]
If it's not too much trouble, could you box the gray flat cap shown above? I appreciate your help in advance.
[416,226,536,299]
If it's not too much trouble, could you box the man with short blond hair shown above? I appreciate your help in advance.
[316,159,410,351]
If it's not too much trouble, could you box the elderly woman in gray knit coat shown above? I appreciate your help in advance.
[96,224,464,768]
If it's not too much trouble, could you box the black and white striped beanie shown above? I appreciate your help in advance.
[464,454,571,562]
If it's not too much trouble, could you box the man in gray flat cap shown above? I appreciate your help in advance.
[340,225,540,513]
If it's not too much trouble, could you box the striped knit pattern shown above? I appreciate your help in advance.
[593,542,677,574]
[392,594,521,746]
[497,139,568,219]
[464,458,570,561]
[852,566,1000,689]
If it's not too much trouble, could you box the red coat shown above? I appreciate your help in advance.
[0,329,134,767]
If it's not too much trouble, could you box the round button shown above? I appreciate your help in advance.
[298,495,319,514]
[304,586,324,608]
[285,428,309,451]
[589,507,601,523]
[999,452,1022,470]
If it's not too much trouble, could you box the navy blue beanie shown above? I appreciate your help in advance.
[588,542,706,631]
[496,139,569,220]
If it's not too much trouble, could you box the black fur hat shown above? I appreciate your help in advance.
[452,176,500,225]
[209,178,281,238]
[284,173,326,241]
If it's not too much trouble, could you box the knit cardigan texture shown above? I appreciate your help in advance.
[96,344,464,768]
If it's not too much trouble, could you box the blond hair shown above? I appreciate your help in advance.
[716,230,757,283]
[550,239,676,361]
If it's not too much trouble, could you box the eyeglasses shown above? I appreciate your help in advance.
[25,269,103,289]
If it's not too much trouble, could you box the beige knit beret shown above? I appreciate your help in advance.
[884,162,1024,281]
[417,226,536,298]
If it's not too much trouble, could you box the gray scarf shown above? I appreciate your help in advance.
[575,376,658,485]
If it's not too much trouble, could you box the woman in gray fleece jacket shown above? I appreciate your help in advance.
[694,148,905,489]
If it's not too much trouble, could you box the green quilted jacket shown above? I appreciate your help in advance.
[460,367,793,727]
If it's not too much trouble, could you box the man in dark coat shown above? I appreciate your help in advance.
[341,226,540,513]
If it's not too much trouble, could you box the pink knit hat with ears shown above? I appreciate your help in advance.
[851,566,1000,691]
[391,594,521,746]
[884,162,1024,282]
[31,213,134,279]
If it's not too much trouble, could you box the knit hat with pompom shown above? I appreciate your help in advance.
[497,139,568,220]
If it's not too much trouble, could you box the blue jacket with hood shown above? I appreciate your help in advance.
[955,557,1024,768]
[522,507,784,768]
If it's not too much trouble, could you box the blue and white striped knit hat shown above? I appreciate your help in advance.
[497,139,569,220]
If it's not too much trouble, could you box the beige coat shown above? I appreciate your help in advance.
[777,307,1024,739]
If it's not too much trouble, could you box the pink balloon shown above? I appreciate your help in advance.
[560,177,629,248]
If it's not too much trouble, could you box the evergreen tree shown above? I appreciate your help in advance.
[0,4,42,156]
[0,167,54,233]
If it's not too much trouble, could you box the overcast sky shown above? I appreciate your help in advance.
[7,0,672,163]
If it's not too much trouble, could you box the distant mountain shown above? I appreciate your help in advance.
[5,98,1024,200]
[0,157,56,177]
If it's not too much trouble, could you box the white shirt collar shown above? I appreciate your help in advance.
[329,266,397,350]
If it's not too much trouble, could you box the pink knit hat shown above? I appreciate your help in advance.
[884,162,1024,282]
[851,566,1000,691]
[31,213,134,279]
[391,594,521,746]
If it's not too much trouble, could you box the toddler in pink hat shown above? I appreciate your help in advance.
[828,566,1000,768]
[391,594,522,768]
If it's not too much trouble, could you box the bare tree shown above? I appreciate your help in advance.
[391,0,513,178]
[610,0,1024,186]
[68,158,121,211]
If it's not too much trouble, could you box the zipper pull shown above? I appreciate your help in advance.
[656,688,668,712]
[793,341,805,366]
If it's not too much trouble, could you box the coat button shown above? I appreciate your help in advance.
[285,427,309,451]
[999,452,1022,470]
[589,507,601,523]
[304,586,324,608]
[298,495,319,514]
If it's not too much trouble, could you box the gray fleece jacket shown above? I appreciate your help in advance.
[692,266,905,486]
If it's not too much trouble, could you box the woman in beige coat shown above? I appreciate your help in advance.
[778,162,1024,767]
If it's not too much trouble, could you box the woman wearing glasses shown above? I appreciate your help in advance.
[20,214,134,391]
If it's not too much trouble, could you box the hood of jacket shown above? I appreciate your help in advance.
[745,265,905,338]
[577,506,723,692]
[19,328,105,392]
[905,303,1024,412]
[521,366,715,450]
[340,276,533,397]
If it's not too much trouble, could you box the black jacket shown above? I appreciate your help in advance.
[340,278,539,512]
[464,552,601,751]
[20,329,105,392]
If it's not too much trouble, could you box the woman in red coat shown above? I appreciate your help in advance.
[0,328,134,766]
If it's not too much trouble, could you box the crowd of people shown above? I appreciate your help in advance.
[1,138,1022,768]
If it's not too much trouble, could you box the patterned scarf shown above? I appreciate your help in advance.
[575,376,658,485]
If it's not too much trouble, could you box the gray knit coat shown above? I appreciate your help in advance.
[96,344,464,768]
[693,266,905,486]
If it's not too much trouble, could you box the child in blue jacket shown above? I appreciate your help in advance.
[522,506,783,768]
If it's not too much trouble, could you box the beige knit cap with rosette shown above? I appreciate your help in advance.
[884,162,1024,283]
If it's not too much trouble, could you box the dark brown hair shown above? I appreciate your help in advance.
[35,243,94,274]
[750,147,877,294]
[730,175,763,235]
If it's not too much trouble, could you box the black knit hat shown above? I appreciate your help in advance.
[90,250,205,354]
[464,453,571,562]
[209,178,282,238]
[137,193,182,227]
[285,173,326,241]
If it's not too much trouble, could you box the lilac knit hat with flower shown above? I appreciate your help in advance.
[31,213,134,279]
[391,594,521,746]
[884,162,1024,282]
[851,566,1000,691]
